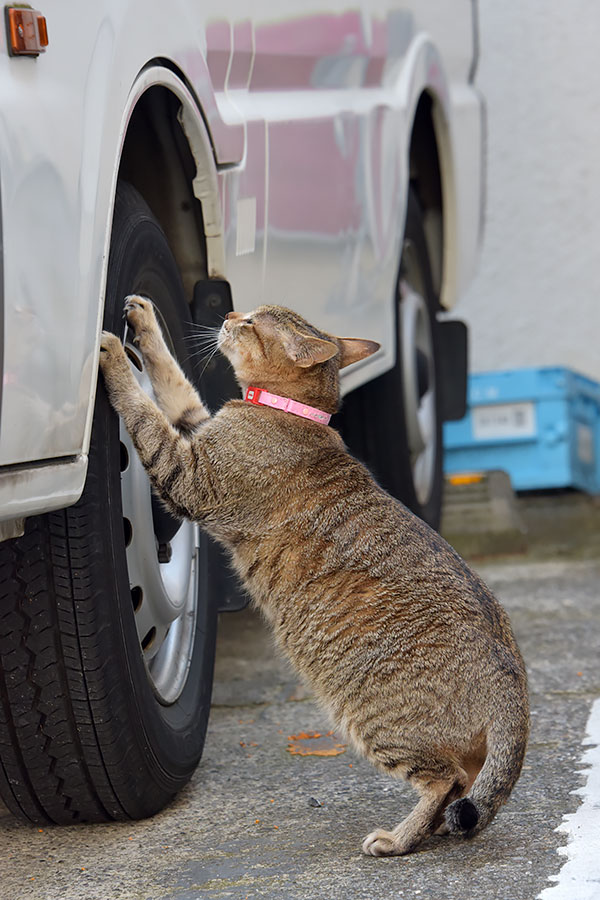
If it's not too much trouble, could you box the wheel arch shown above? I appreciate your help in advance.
[112,67,227,304]
[395,36,459,313]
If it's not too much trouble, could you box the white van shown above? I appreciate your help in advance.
[0,1,484,824]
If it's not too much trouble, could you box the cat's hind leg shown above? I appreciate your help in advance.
[124,295,211,435]
[362,763,467,857]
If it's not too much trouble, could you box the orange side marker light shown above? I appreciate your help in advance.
[6,7,48,57]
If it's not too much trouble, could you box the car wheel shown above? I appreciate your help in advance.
[336,188,443,529]
[0,180,217,824]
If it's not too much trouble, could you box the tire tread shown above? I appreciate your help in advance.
[0,517,119,823]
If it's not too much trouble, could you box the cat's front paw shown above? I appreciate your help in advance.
[99,330,127,369]
[99,331,134,397]
[124,294,159,343]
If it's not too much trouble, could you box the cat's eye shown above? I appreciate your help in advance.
[244,317,254,325]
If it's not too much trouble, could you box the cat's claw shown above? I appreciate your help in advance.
[124,294,153,318]
[124,293,151,310]
[124,295,158,340]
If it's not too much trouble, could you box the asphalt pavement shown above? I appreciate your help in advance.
[1,551,599,899]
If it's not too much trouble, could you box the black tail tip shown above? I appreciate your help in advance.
[445,797,479,834]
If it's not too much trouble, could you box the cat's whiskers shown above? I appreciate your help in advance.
[183,328,221,342]
[184,327,217,335]
[184,336,220,350]
[196,343,221,379]
[186,340,220,359]
[184,332,221,351]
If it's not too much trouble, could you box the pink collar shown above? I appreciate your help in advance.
[244,386,331,425]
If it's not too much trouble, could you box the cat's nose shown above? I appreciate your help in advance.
[225,311,243,321]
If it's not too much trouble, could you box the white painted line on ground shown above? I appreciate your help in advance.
[538,697,600,900]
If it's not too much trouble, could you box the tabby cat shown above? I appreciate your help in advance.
[99,297,529,857]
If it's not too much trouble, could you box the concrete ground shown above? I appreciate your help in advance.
[1,496,599,899]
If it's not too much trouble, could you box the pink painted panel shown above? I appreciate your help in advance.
[251,12,368,91]
[268,117,361,234]
[229,19,253,90]
[205,20,231,92]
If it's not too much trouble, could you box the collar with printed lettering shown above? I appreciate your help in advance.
[244,386,331,425]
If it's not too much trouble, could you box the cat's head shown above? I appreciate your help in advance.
[218,305,379,413]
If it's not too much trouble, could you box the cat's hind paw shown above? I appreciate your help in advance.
[362,829,401,857]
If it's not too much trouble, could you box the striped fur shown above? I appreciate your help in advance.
[99,297,529,857]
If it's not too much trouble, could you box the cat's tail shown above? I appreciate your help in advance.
[444,710,529,836]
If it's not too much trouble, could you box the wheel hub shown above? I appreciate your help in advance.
[398,270,437,507]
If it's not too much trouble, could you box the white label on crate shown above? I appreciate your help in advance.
[472,402,536,441]
[577,423,594,464]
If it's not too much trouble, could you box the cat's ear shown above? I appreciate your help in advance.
[338,338,380,369]
[283,329,339,368]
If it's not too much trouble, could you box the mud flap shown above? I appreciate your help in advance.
[191,280,250,612]
[437,319,468,422]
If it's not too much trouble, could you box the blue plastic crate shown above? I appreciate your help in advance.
[443,367,600,493]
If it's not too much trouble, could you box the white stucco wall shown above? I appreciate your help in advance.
[455,0,600,381]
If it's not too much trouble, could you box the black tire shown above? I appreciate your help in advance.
[336,189,443,529]
[0,181,217,824]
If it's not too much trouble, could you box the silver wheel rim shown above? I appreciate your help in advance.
[118,324,199,705]
[399,239,437,506]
